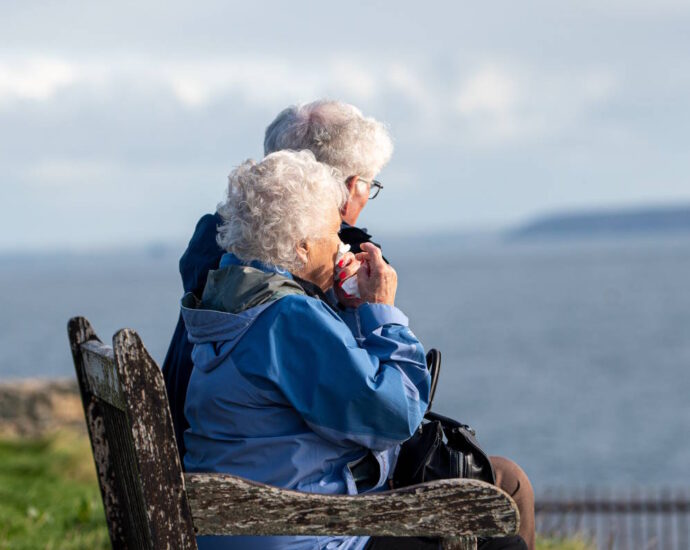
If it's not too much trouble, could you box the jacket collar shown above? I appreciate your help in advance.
[219,252,293,279]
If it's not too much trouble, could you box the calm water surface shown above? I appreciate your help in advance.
[1,235,689,489]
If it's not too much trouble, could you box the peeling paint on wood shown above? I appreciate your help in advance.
[68,317,129,548]
[81,341,125,411]
[85,402,125,543]
[113,328,197,549]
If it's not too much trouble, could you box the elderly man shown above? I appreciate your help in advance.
[163,100,393,460]
[162,100,534,550]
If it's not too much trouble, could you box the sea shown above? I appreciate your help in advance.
[1,233,689,491]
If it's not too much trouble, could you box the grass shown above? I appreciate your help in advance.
[0,430,109,550]
[536,534,594,550]
[0,429,590,549]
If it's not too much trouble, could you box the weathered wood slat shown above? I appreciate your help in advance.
[67,317,129,548]
[185,473,518,537]
[113,328,197,550]
[81,340,125,411]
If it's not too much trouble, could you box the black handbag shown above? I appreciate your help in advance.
[392,350,496,488]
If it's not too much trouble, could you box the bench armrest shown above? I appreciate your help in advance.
[185,473,519,538]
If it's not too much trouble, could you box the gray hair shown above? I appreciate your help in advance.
[264,100,393,180]
[217,150,347,272]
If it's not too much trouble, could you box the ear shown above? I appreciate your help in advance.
[341,176,358,218]
[295,240,309,266]
[345,175,359,193]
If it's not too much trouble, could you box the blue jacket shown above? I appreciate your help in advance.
[181,254,430,550]
[162,214,387,461]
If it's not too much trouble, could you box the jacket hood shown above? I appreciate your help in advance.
[181,259,304,372]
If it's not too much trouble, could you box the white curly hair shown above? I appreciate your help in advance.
[263,100,393,180]
[217,150,347,272]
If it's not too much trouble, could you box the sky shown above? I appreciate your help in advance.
[2,1,690,251]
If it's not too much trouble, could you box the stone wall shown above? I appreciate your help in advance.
[0,379,85,437]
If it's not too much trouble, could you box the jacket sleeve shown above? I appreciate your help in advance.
[265,296,430,451]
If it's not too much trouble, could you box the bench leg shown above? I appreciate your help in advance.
[441,536,477,550]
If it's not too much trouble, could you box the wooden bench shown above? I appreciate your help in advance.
[67,316,519,550]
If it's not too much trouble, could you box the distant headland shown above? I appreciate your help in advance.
[508,204,690,240]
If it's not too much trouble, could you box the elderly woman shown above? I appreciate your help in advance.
[163,101,393,460]
[181,150,431,550]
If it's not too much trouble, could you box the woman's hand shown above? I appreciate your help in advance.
[356,242,397,305]
[334,251,364,308]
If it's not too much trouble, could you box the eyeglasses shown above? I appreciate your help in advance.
[353,177,384,200]
[369,180,383,199]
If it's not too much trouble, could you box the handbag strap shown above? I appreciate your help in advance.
[425,348,441,412]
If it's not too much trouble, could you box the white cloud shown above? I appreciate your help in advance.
[24,158,115,190]
[580,71,617,103]
[385,63,434,111]
[449,63,619,147]
[0,57,77,102]
[0,54,618,146]
[0,52,622,159]
[169,77,210,107]
[0,54,327,109]
[452,65,530,145]
[161,58,325,108]
[456,67,519,116]
[328,58,378,101]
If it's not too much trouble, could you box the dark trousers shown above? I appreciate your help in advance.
[365,535,527,549]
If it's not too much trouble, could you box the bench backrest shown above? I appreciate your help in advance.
[68,317,197,549]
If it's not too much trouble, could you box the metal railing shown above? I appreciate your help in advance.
[536,487,690,550]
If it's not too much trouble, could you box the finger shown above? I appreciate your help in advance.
[337,252,356,269]
[357,260,372,278]
[359,243,385,272]
[337,262,360,280]
[359,242,383,263]
[354,251,369,263]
